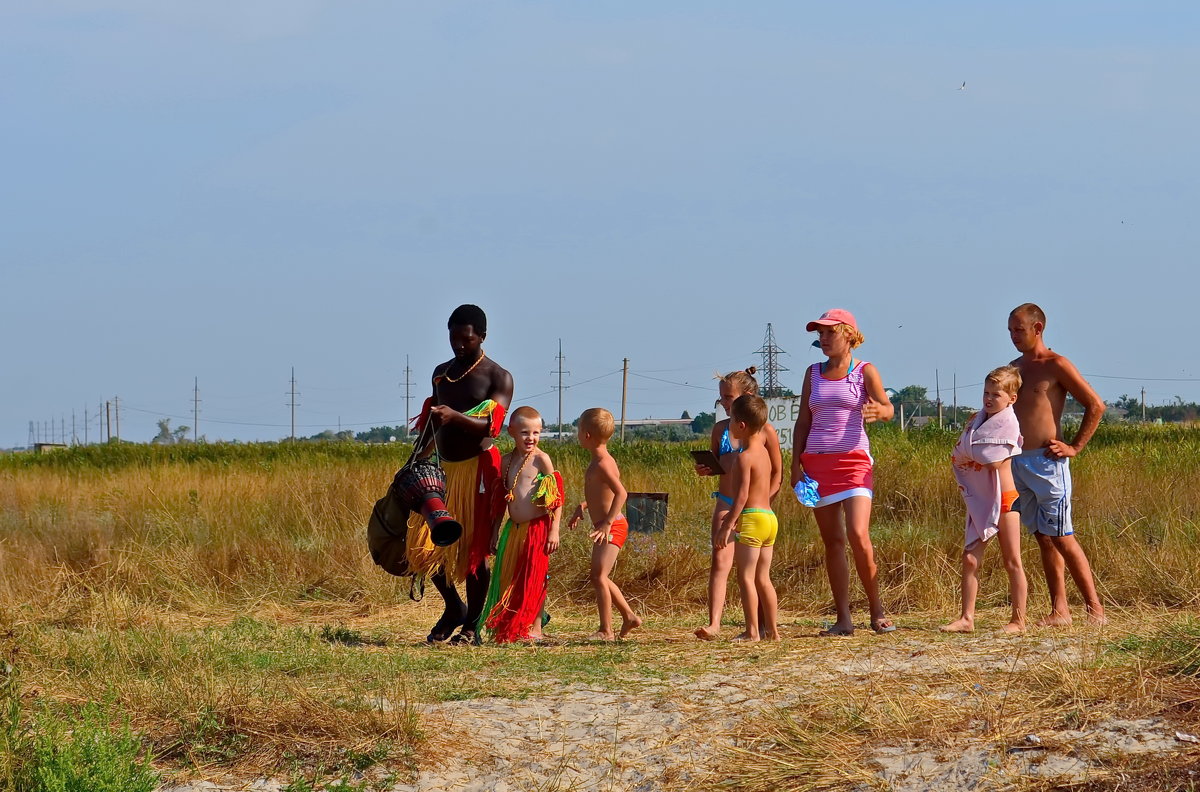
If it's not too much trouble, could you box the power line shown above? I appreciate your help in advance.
[120,402,406,429]
[1086,373,1200,382]
[629,372,711,391]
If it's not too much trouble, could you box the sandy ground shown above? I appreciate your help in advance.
[160,619,1200,792]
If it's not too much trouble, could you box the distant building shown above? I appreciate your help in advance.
[34,443,69,453]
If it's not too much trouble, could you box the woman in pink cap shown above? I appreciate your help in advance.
[790,308,896,635]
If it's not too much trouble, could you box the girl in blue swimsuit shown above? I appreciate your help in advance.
[694,367,783,640]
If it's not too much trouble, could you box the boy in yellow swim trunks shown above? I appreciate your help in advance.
[716,394,780,641]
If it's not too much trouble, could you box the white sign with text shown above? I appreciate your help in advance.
[765,397,803,450]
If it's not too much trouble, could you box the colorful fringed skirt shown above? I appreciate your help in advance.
[481,515,552,643]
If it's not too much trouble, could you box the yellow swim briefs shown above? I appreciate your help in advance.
[735,508,778,548]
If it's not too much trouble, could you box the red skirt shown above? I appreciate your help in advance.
[799,449,874,507]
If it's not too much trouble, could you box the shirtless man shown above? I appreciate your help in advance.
[412,304,513,645]
[1008,303,1106,626]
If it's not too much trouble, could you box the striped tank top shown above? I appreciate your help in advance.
[805,360,870,454]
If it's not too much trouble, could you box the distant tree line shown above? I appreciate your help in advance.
[143,390,1200,446]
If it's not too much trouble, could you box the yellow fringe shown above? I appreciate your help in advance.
[404,456,481,582]
[531,472,562,510]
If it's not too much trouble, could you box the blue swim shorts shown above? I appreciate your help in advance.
[1010,449,1073,538]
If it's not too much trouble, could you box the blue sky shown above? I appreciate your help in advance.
[4,2,1198,445]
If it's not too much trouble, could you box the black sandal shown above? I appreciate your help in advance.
[448,629,480,647]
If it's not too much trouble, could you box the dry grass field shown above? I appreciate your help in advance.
[1,425,1199,790]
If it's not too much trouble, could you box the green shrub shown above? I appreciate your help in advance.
[20,703,158,792]
[0,663,32,792]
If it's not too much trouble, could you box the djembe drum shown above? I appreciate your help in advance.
[392,459,463,547]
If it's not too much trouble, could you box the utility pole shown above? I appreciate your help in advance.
[620,358,629,442]
[756,323,789,397]
[935,370,943,429]
[27,421,35,448]
[551,339,570,439]
[71,411,76,445]
[288,367,300,441]
[106,401,111,443]
[193,377,201,442]
[1141,386,1147,422]
[403,356,414,436]
[61,416,66,445]
[952,372,957,428]
[114,396,120,442]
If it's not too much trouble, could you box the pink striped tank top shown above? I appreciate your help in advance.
[805,360,870,454]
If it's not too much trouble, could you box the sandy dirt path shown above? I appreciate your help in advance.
[161,621,1200,792]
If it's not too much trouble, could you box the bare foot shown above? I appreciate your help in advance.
[818,622,854,637]
[425,605,467,644]
[587,631,615,641]
[619,614,643,639]
[998,622,1025,635]
[1086,608,1108,626]
[939,618,975,633]
[694,625,720,641]
[731,631,759,642]
[1037,612,1073,627]
[761,630,781,641]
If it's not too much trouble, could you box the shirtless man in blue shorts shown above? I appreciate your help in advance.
[1008,303,1107,626]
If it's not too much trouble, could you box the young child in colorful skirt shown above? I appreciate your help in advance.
[568,408,642,640]
[942,366,1028,634]
[481,406,564,643]
[791,308,896,636]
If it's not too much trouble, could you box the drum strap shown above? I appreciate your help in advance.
[400,417,438,475]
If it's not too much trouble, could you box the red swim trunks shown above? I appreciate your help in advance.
[607,514,629,549]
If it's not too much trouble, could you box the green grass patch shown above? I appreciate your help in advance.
[0,666,158,792]
[1104,616,1200,676]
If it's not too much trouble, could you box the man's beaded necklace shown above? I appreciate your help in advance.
[442,350,486,383]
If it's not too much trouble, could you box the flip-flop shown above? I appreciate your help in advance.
[818,627,854,637]
[871,620,897,634]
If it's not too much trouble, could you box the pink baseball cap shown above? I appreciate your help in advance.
[806,308,858,332]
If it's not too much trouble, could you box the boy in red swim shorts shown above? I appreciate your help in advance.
[569,408,642,641]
